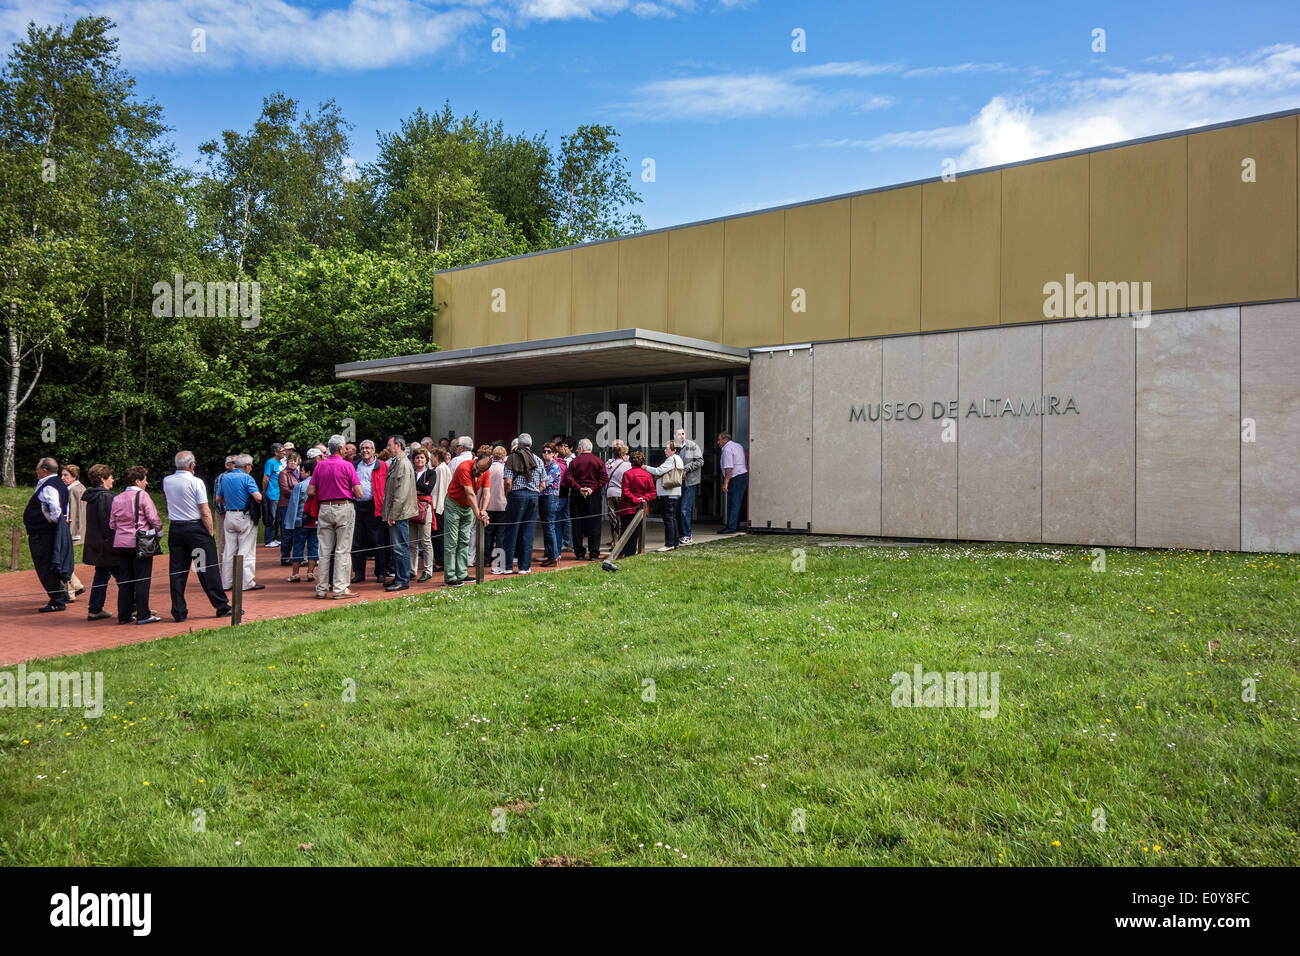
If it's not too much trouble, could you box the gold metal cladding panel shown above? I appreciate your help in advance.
[432,274,454,349]
[1240,302,1300,553]
[956,325,1043,542]
[453,266,490,349]
[489,258,528,345]
[1001,154,1089,325]
[617,232,669,332]
[668,222,724,341]
[1136,308,1241,551]
[850,186,921,337]
[1090,137,1187,313]
[811,340,881,534]
[748,348,812,528]
[784,199,850,344]
[1188,116,1298,307]
[723,210,785,347]
[571,241,619,335]
[921,171,1001,331]
[527,249,572,340]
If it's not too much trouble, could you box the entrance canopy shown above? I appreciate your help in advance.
[335,328,751,387]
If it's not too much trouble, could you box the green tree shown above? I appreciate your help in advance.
[554,124,644,242]
[196,93,353,273]
[0,16,180,485]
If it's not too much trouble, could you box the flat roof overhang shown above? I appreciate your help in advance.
[334,328,751,387]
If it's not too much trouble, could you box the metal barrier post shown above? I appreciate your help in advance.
[475,518,486,583]
[231,555,243,626]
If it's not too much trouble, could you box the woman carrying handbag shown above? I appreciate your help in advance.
[408,445,436,583]
[108,465,164,625]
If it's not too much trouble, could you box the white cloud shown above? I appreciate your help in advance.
[622,72,823,119]
[620,60,902,120]
[517,0,636,20]
[0,0,730,71]
[816,45,1300,170]
[1,0,484,71]
[788,60,902,79]
[902,61,1012,78]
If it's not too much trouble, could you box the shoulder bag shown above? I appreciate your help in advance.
[133,489,164,558]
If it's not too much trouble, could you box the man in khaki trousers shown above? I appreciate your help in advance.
[310,435,363,598]
[215,454,263,591]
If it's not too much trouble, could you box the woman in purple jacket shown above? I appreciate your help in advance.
[108,465,164,625]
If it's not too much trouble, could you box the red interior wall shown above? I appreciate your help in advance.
[474,387,519,446]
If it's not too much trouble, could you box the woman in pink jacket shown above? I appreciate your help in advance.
[108,465,164,625]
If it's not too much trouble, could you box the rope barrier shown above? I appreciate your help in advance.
[4,500,679,601]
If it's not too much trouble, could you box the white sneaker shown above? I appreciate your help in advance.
[680,537,693,545]
[656,545,675,552]
[492,568,513,575]
[265,540,279,548]
[517,569,532,574]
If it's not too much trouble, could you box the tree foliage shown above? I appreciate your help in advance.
[1,17,645,486]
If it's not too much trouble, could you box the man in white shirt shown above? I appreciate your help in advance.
[26,457,71,612]
[716,431,749,534]
[449,435,474,469]
[162,451,231,622]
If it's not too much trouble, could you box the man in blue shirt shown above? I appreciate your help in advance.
[217,454,264,592]
[261,442,284,547]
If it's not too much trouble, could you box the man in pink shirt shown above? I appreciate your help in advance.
[308,435,363,598]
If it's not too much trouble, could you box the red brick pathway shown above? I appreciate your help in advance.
[0,547,604,665]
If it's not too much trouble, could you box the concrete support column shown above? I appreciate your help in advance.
[430,384,476,441]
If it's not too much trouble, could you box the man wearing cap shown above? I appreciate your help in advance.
[213,455,235,516]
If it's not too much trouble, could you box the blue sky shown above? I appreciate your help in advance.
[4,0,1299,229]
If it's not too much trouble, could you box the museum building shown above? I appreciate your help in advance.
[336,109,1300,553]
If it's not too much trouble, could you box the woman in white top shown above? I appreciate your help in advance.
[486,446,508,563]
[431,447,452,571]
[646,440,683,551]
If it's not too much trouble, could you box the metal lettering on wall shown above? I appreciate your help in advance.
[849,396,1080,422]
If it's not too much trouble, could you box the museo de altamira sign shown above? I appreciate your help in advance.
[850,395,1080,422]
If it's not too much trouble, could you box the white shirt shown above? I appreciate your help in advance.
[450,451,472,470]
[162,469,208,522]
[432,462,452,514]
[35,475,61,522]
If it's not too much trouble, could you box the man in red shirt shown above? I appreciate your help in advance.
[561,438,609,561]
[443,453,491,587]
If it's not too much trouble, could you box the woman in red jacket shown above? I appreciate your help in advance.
[617,451,657,558]
[370,451,391,583]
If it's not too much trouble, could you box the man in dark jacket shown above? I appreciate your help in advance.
[80,463,119,621]
[561,438,609,561]
[26,457,70,612]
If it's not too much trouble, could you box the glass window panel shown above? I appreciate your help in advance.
[605,385,645,456]
[520,390,568,449]
[570,388,605,449]
[647,381,686,464]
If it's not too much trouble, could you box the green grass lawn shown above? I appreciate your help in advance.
[1,537,1296,866]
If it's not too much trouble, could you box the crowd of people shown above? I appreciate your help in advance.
[22,428,750,620]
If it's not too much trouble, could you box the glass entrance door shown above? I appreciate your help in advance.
[515,373,740,523]
[688,377,727,520]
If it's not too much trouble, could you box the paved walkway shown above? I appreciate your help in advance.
[0,523,724,665]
